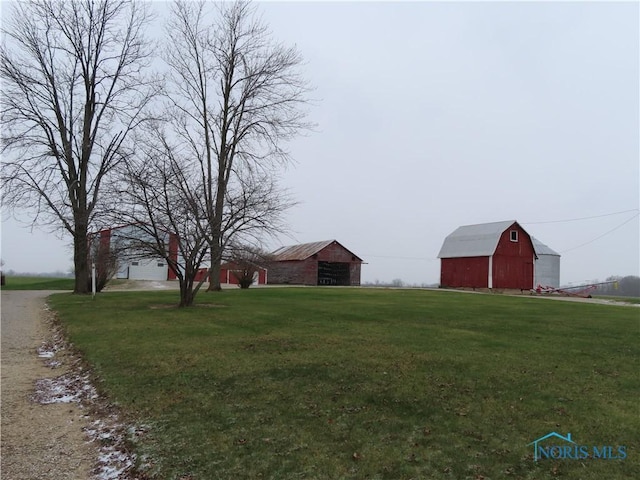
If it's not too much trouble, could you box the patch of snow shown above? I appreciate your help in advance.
[36,301,144,479]
[32,371,98,404]
[85,419,137,480]
[44,359,63,369]
[37,340,61,358]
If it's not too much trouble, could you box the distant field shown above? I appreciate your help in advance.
[594,295,640,305]
[1,275,74,290]
[49,288,639,480]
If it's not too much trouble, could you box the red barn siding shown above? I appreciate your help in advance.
[441,257,489,288]
[492,225,535,289]
[268,259,317,285]
[192,265,268,285]
[315,243,356,263]
[99,229,111,249]
[350,263,362,286]
[194,268,209,282]
[167,233,180,280]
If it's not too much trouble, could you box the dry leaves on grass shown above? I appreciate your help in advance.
[32,316,146,480]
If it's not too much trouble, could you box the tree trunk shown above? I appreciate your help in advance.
[73,222,90,294]
[206,163,227,292]
[207,242,223,292]
[179,281,196,307]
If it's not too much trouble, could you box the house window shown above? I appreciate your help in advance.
[131,261,139,266]
[510,230,518,242]
[157,262,164,267]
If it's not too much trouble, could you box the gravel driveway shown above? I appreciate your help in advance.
[1,290,95,479]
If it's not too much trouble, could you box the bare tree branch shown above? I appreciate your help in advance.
[164,0,312,292]
[1,0,158,293]
[115,122,210,307]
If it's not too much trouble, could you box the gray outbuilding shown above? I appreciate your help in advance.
[532,237,561,288]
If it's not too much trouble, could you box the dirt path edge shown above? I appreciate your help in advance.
[1,291,142,480]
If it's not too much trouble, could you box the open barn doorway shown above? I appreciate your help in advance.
[318,262,350,286]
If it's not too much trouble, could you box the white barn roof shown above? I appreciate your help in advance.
[438,220,522,258]
[532,237,560,257]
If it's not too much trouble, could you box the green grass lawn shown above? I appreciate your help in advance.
[1,275,74,290]
[48,288,639,480]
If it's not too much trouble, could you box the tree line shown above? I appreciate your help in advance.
[593,276,640,297]
[1,0,311,306]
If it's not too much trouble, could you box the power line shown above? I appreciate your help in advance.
[523,209,639,225]
[359,209,640,261]
[560,213,639,254]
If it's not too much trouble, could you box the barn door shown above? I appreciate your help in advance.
[317,262,350,286]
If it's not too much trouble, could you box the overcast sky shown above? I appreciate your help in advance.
[1,0,639,286]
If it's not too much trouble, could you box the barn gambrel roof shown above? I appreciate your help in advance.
[271,240,363,262]
[532,237,560,257]
[438,220,536,259]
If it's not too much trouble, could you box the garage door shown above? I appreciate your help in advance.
[128,258,169,281]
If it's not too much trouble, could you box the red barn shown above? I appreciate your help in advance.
[268,240,363,286]
[192,263,268,285]
[219,262,268,286]
[438,220,537,290]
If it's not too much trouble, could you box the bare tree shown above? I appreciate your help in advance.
[0,0,157,293]
[116,119,294,305]
[164,0,311,292]
[225,244,271,289]
[221,167,296,254]
[117,123,210,307]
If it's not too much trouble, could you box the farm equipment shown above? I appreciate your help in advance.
[532,281,618,298]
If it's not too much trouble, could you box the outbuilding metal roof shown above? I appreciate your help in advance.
[532,237,560,257]
[271,240,363,262]
[438,220,523,258]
